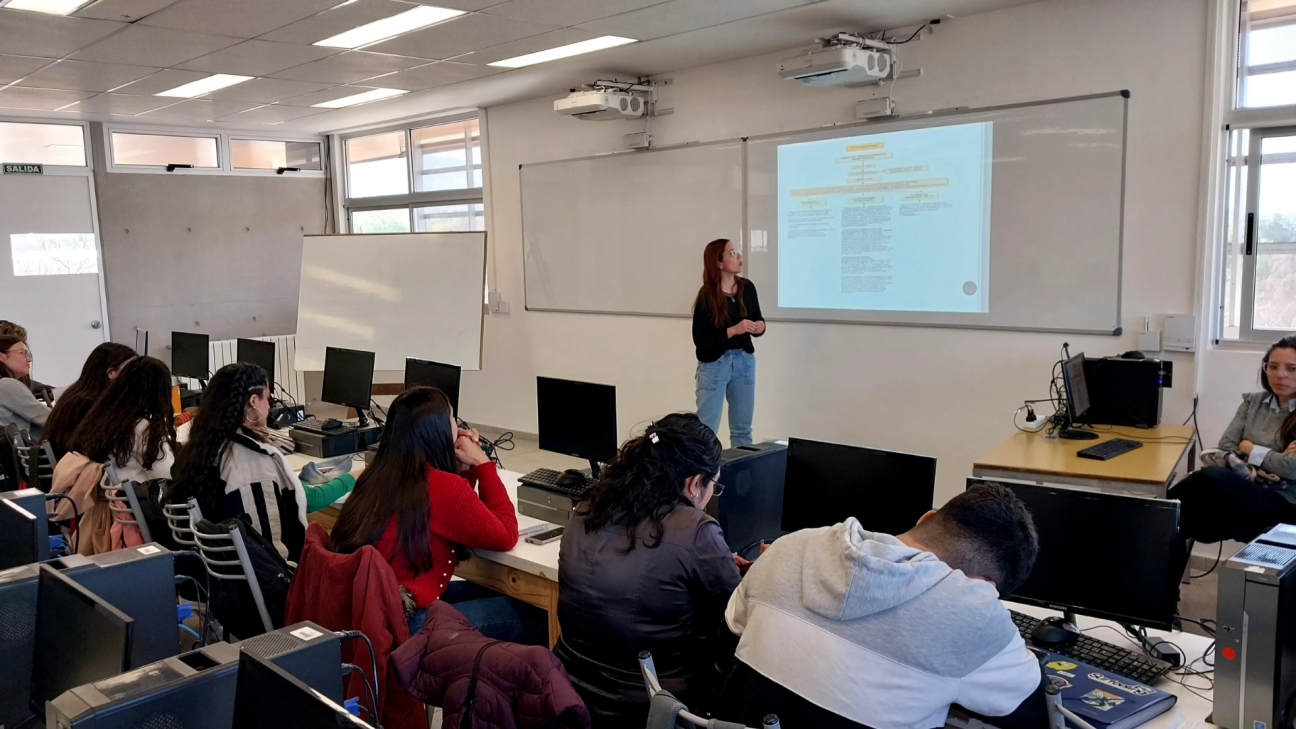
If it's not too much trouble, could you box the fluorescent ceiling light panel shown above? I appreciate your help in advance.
[3,0,93,15]
[312,87,406,108]
[314,6,465,49]
[489,36,637,68]
[156,74,253,98]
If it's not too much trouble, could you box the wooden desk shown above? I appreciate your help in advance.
[972,425,1197,498]
[288,454,564,648]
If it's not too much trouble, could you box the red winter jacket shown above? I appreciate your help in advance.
[391,601,590,729]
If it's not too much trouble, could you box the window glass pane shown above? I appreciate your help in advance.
[0,122,86,166]
[1244,69,1296,108]
[351,208,410,234]
[1254,133,1296,331]
[1239,7,1296,108]
[1248,23,1296,66]
[1222,129,1249,339]
[231,139,322,170]
[111,132,218,168]
[412,119,481,192]
[346,131,408,198]
[10,234,98,276]
[413,203,484,232]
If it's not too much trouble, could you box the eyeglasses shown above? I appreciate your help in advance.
[1264,362,1296,376]
[723,249,742,259]
[2,346,32,360]
[708,477,726,497]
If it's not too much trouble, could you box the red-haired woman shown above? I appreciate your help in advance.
[691,238,765,446]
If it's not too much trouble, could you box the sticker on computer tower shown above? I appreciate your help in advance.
[137,545,162,555]
[1254,722,1266,729]
[291,626,324,641]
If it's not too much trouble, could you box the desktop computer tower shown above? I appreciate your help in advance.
[705,441,788,552]
[1215,524,1296,729]
[47,621,344,729]
[1,488,52,567]
[1081,357,1170,428]
[290,428,359,458]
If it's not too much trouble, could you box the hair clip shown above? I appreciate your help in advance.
[649,432,659,444]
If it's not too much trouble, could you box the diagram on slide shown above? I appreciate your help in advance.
[776,121,993,313]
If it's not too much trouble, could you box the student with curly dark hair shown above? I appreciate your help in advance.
[170,362,354,561]
[555,412,740,726]
[41,342,137,459]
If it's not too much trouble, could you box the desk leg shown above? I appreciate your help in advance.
[454,557,561,649]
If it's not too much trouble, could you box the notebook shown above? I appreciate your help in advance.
[1043,652,1178,729]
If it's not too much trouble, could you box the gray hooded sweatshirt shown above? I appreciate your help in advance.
[725,518,1040,729]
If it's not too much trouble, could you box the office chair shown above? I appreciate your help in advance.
[164,498,202,549]
[193,519,276,638]
[1,423,24,490]
[639,651,781,729]
[99,468,154,545]
[13,430,55,493]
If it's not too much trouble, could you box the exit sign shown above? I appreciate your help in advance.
[2,163,43,174]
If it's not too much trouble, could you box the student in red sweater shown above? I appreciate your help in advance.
[329,386,546,643]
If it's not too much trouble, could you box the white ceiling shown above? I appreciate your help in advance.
[0,0,1041,134]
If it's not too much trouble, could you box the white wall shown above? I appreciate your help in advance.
[459,0,1210,504]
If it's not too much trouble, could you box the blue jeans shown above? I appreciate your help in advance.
[407,580,548,646]
[696,349,756,447]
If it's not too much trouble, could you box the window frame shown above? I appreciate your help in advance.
[0,117,91,170]
[103,124,326,177]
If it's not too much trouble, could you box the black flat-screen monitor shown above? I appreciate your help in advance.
[134,329,147,357]
[971,478,1180,630]
[0,497,47,570]
[1063,353,1091,422]
[781,438,937,536]
[321,347,375,414]
[170,332,209,380]
[30,565,133,717]
[233,651,368,729]
[236,339,276,385]
[536,377,618,464]
[404,358,461,413]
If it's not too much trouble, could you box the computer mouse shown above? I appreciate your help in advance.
[556,469,587,486]
[1030,617,1081,647]
[1120,350,1147,360]
[322,418,343,430]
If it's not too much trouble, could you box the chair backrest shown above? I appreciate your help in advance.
[100,476,154,543]
[1,424,24,489]
[16,440,56,493]
[639,652,778,729]
[193,521,274,634]
[164,498,201,548]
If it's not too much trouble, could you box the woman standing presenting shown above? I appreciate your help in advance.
[692,238,765,447]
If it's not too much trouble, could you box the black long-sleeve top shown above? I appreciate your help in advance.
[691,280,765,363]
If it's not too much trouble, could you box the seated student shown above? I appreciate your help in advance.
[0,321,53,399]
[1171,336,1296,544]
[169,363,355,561]
[0,334,52,439]
[719,481,1044,729]
[40,342,137,459]
[328,386,546,642]
[555,412,741,727]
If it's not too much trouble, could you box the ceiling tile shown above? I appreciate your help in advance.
[138,0,343,39]
[369,60,502,90]
[110,68,208,95]
[139,98,258,119]
[0,86,94,111]
[576,0,822,40]
[62,91,177,115]
[74,0,179,22]
[449,27,596,65]
[481,0,670,26]
[269,50,425,84]
[177,40,339,76]
[277,85,377,107]
[0,54,55,85]
[218,104,325,124]
[15,59,158,92]
[70,25,243,67]
[258,0,415,45]
[0,11,126,59]
[407,0,507,10]
[201,77,334,104]
[366,13,556,60]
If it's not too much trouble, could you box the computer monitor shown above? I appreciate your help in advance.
[971,478,1180,631]
[236,339,276,385]
[404,358,461,413]
[536,377,618,470]
[780,438,937,536]
[170,332,209,381]
[1059,353,1097,439]
[30,564,133,717]
[0,497,47,570]
[134,329,148,357]
[233,651,367,729]
[321,347,375,423]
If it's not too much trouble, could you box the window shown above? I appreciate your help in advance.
[1238,3,1296,108]
[415,203,484,232]
[111,132,218,168]
[345,130,408,198]
[10,234,98,276]
[0,121,86,167]
[412,120,481,192]
[351,208,411,234]
[231,139,322,171]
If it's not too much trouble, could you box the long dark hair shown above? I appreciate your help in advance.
[577,412,722,551]
[41,342,137,453]
[0,334,26,381]
[328,387,458,572]
[70,356,175,470]
[171,363,268,503]
[1261,336,1296,447]
[693,238,747,328]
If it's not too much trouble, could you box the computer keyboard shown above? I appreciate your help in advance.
[519,468,589,497]
[1009,610,1171,685]
[1076,438,1144,461]
[291,417,358,436]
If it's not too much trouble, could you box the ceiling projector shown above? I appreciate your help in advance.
[778,46,892,87]
[554,89,646,121]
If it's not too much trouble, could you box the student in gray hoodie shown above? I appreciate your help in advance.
[720,481,1044,729]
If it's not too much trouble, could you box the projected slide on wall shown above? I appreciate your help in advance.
[776,121,993,313]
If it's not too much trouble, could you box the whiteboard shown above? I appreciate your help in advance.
[295,232,485,372]
[522,140,744,316]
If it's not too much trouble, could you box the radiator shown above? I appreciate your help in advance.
[199,335,306,405]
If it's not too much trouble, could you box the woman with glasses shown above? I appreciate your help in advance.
[555,412,742,727]
[1171,336,1296,544]
[0,334,52,439]
[693,238,765,446]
